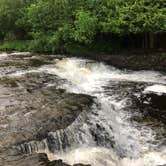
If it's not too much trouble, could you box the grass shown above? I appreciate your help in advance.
[0,38,119,55]
[0,40,31,52]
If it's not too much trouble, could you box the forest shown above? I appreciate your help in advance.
[0,0,165,54]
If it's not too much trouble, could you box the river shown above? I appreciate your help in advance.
[0,52,166,166]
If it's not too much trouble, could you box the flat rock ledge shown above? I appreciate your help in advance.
[139,85,166,123]
[0,57,93,166]
[0,152,91,166]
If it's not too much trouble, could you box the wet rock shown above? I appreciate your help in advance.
[142,91,166,110]
[0,52,58,70]
[0,53,93,166]
[82,53,166,71]
[0,152,69,166]
[139,85,166,123]
[0,151,91,166]
[142,85,166,110]
[0,73,93,148]
[73,164,91,166]
[48,159,70,166]
[28,58,51,67]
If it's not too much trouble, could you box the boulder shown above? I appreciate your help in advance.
[140,85,166,123]
[142,85,166,110]
[0,71,93,166]
[0,150,91,166]
[0,152,70,166]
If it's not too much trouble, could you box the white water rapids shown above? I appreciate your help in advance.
[37,58,166,166]
[2,53,166,166]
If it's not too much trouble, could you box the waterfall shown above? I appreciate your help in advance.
[17,57,166,166]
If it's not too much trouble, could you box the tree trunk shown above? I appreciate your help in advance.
[149,32,154,49]
[145,32,149,49]
[142,33,145,49]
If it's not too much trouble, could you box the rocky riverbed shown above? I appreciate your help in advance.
[0,52,93,166]
[0,52,166,166]
[81,53,166,71]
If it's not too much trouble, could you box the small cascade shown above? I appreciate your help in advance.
[16,57,166,166]
[17,139,48,154]
[46,103,115,154]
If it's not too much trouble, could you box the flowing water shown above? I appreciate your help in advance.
[37,58,166,166]
[1,53,166,166]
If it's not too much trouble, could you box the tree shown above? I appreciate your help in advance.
[0,0,36,40]
[0,0,165,51]
[74,10,98,44]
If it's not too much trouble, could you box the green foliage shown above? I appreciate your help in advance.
[100,0,166,34]
[0,0,165,52]
[0,0,36,40]
[0,40,31,51]
[29,32,62,53]
[128,0,166,33]
[74,11,98,43]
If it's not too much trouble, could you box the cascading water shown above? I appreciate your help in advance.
[4,53,164,166]
[30,58,166,166]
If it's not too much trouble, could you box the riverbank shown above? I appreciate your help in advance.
[0,52,166,166]
[1,40,166,72]
[0,52,93,166]
[79,52,166,72]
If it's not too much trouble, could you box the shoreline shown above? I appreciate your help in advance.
[1,51,166,72]
[81,53,166,72]
[71,52,166,72]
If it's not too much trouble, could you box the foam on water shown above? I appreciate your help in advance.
[121,149,166,166]
[39,58,166,93]
[55,147,119,166]
[39,146,166,166]
[37,58,166,166]
[9,52,31,56]
[60,148,166,166]
[144,84,166,94]
[0,52,8,59]
[4,55,164,166]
